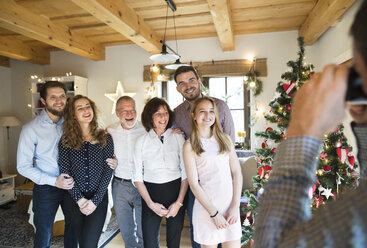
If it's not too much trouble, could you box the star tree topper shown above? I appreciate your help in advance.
[105,81,136,114]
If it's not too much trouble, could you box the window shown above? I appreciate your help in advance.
[158,76,250,143]
[208,77,247,142]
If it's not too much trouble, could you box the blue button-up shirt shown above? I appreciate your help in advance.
[17,109,63,186]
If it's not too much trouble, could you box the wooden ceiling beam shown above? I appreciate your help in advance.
[71,0,162,54]
[0,0,104,60]
[299,0,356,45]
[207,0,234,51]
[0,56,10,67]
[0,36,50,64]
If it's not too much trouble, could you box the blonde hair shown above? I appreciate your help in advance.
[190,96,232,155]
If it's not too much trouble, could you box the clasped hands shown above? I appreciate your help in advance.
[77,197,97,216]
[211,206,239,230]
[148,201,182,218]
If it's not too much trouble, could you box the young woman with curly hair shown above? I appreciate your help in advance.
[58,95,114,248]
[183,96,242,248]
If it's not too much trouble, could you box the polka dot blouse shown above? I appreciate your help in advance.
[58,134,114,206]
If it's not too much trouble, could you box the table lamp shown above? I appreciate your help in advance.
[0,116,22,175]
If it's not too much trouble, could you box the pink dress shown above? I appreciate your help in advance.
[192,136,242,245]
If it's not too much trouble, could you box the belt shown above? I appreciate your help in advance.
[114,176,131,182]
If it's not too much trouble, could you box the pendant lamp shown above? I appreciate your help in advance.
[149,0,180,64]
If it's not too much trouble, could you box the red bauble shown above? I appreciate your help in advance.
[323,164,331,172]
[271,148,276,153]
[258,167,265,178]
[261,140,268,148]
[286,104,291,111]
[276,118,281,123]
[280,133,285,138]
[265,127,273,133]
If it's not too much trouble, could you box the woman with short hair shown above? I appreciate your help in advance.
[134,97,188,248]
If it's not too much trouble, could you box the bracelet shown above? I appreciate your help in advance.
[210,210,219,218]
[176,201,183,207]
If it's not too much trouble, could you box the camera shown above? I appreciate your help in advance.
[345,67,366,104]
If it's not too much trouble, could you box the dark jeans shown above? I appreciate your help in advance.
[187,188,222,248]
[63,191,108,248]
[142,178,185,248]
[32,184,78,248]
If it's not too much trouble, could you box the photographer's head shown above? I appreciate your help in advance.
[351,0,367,90]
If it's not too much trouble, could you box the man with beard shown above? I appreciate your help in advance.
[107,96,145,248]
[17,81,78,248]
[173,66,235,248]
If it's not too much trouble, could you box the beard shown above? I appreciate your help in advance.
[45,102,65,117]
[183,87,201,102]
[121,118,137,129]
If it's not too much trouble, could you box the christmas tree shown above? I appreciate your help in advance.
[241,37,359,246]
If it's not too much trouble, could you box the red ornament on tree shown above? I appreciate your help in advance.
[286,104,291,111]
[314,194,324,208]
[282,82,295,96]
[323,164,331,172]
[280,133,285,138]
[262,140,268,148]
[258,167,265,179]
[271,148,277,153]
[265,127,273,133]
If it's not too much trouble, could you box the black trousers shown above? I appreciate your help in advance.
[63,191,108,248]
[142,178,185,248]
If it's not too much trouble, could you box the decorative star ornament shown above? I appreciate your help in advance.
[321,187,334,199]
[105,81,136,114]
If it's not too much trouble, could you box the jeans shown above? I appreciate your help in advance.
[112,178,143,248]
[187,188,222,248]
[32,184,78,248]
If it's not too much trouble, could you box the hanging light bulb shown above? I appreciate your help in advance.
[249,81,256,88]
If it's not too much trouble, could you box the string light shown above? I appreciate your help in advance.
[249,81,256,88]
[151,65,159,72]
[157,74,163,81]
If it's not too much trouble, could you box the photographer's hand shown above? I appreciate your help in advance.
[287,64,348,140]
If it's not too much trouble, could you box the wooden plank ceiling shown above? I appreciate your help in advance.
[0,0,356,65]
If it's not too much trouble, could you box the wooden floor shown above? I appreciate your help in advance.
[105,225,192,248]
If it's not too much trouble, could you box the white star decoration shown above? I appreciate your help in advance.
[105,81,136,114]
[321,188,334,199]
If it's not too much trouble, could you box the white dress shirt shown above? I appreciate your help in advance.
[107,121,146,179]
[133,128,186,184]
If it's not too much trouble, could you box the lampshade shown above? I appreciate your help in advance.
[0,116,22,127]
[165,59,190,70]
[150,44,180,64]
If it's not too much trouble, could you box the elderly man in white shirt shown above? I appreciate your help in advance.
[134,97,188,248]
[107,96,146,248]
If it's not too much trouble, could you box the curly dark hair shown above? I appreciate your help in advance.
[61,95,107,150]
[141,97,174,132]
[174,66,199,83]
[40,81,66,100]
[350,0,367,64]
